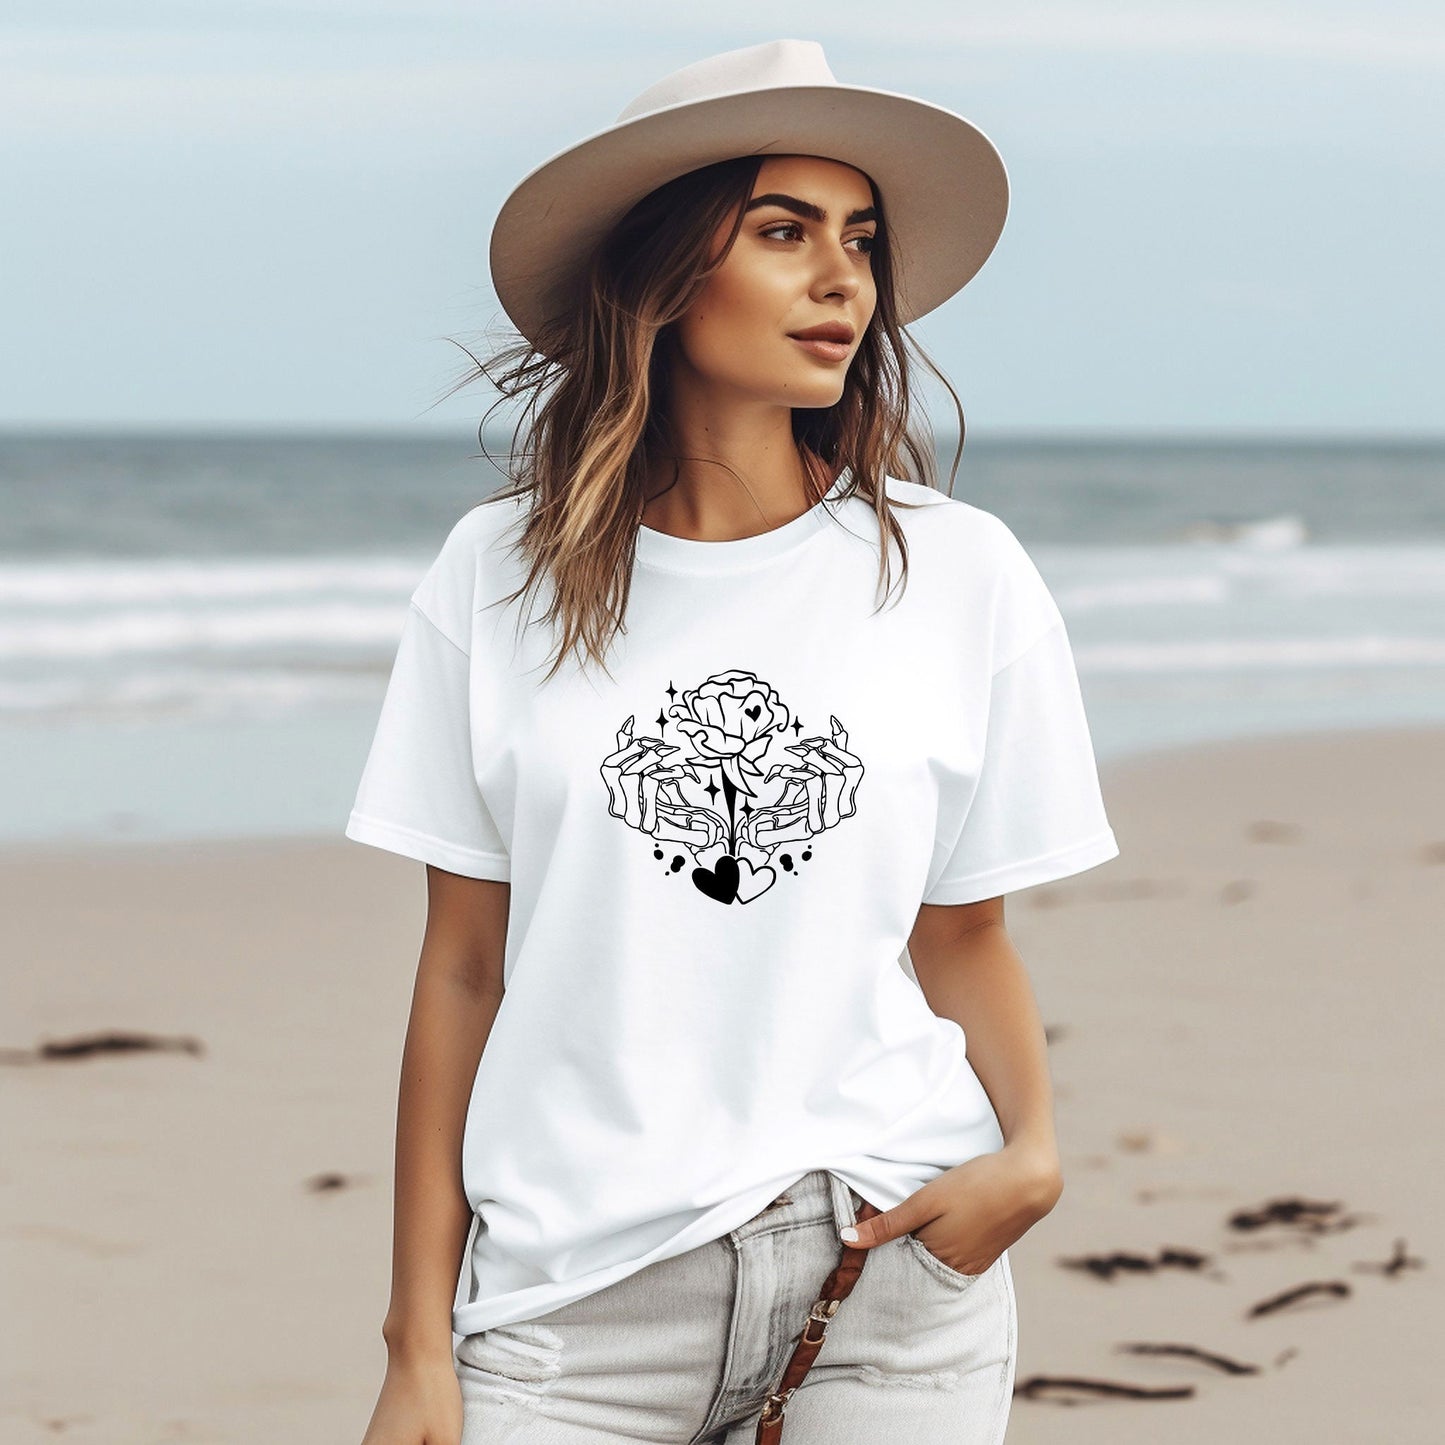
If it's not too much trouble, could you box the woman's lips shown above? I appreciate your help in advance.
[789,336,852,363]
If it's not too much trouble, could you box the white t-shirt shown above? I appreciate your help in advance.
[345,470,1119,1336]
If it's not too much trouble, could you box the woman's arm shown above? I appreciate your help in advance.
[381,866,510,1363]
[835,896,1063,1268]
[907,895,1062,1184]
[359,868,509,1442]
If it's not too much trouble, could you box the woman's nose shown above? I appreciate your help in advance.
[814,246,861,300]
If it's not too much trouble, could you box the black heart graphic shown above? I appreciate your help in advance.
[692,854,739,903]
[745,705,761,720]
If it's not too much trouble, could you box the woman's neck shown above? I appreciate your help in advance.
[640,387,828,544]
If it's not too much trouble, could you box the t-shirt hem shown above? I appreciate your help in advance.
[449,1149,981,1338]
[922,827,1120,906]
[452,1172,798,1337]
[344,811,511,881]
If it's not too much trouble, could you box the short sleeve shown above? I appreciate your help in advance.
[922,618,1119,905]
[344,599,511,881]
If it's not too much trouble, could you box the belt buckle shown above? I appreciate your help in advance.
[759,1385,795,1423]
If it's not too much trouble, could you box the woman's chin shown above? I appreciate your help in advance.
[781,378,848,410]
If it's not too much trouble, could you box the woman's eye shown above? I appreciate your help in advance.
[760,223,876,256]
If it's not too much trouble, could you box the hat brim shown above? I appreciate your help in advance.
[489,82,1009,348]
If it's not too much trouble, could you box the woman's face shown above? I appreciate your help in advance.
[670,154,879,411]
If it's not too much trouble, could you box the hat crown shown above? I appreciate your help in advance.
[615,39,837,124]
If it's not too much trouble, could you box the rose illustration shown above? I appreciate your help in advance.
[665,668,790,798]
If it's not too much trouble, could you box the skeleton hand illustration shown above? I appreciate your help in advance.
[600,716,729,851]
[738,716,863,849]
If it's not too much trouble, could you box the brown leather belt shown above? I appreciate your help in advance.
[754,1198,882,1443]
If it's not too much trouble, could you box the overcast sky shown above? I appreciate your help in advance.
[2,1,1442,435]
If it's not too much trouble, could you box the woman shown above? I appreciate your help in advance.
[347,39,1119,1445]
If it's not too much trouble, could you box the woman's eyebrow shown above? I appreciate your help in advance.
[744,193,878,225]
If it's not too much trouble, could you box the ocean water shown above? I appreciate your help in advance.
[2,430,1443,847]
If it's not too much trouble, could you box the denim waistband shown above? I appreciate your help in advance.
[729,1168,862,1244]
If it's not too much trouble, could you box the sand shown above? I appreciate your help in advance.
[3,726,1442,1443]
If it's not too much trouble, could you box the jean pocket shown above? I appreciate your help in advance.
[903,1232,988,1290]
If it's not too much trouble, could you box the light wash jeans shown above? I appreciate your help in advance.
[455,1167,1017,1443]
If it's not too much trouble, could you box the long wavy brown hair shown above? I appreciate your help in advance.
[435,153,966,684]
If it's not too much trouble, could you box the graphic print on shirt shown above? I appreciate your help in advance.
[599,668,864,904]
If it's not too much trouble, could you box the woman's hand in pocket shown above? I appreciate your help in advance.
[840,1144,1063,1276]
[359,1347,464,1445]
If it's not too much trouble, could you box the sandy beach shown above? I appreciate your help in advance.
[4,724,1442,1443]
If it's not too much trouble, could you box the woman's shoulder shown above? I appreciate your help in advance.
[880,475,1063,662]
[409,488,530,639]
[435,486,530,560]
[880,474,1029,560]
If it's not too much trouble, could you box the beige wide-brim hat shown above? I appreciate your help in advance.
[489,38,1009,350]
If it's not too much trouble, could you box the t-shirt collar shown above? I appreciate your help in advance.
[633,468,851,575]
